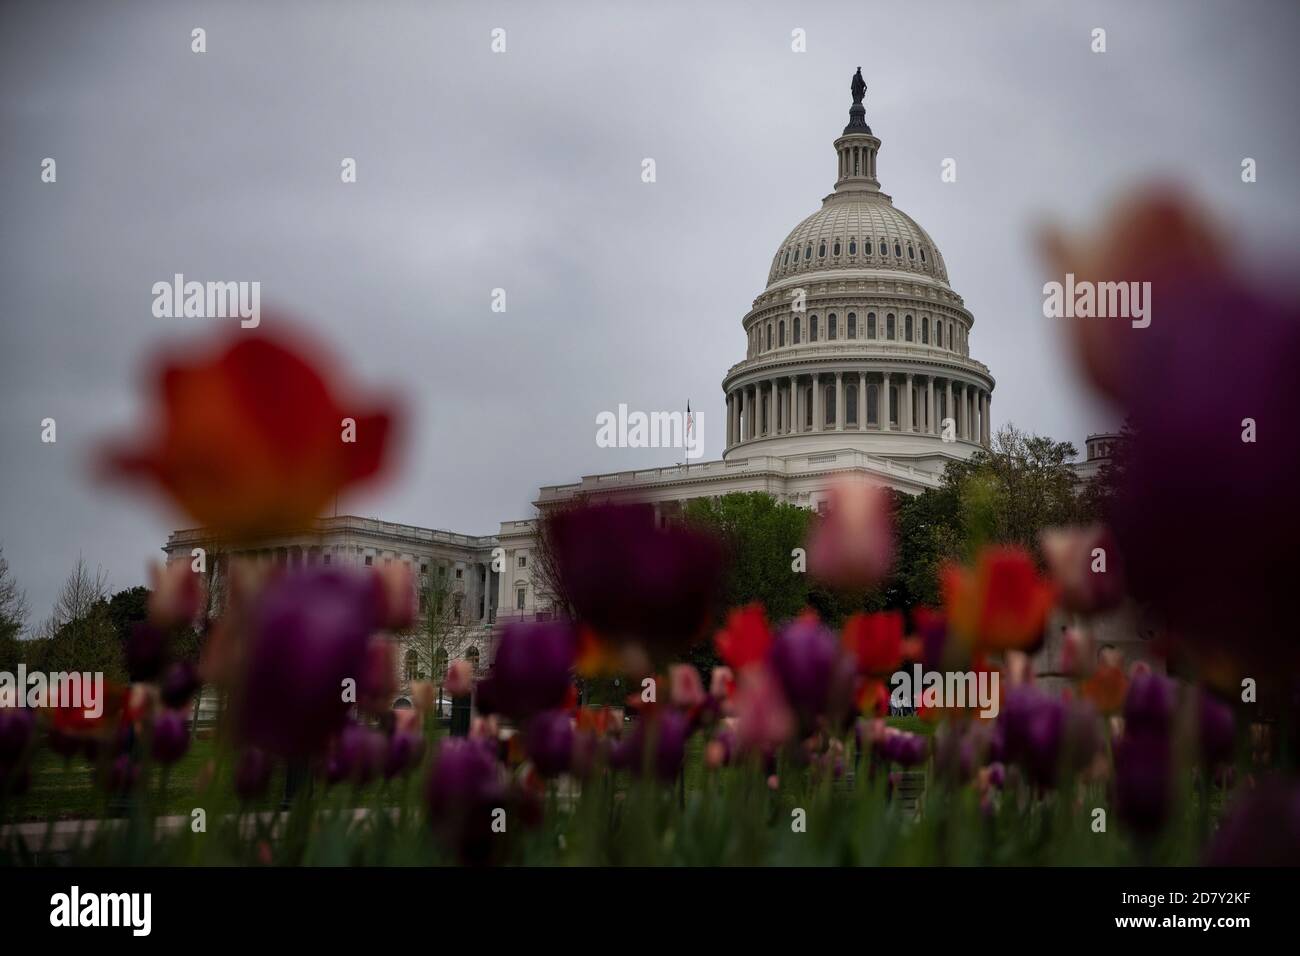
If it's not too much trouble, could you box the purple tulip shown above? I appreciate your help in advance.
[546,502,724,654]
[484,621,575,720]
[425,738,507,863]
[769,617,841,722]
[878,730,928,767]
[1206,777,1300,866]
[239,568,379,756]
[150,709,190,766]
[524,710,575,777]
[615,710,689,782]
[1198,689,1236,766]
[327,722,386,786]
[1103,264,1300,676]
[1113,730,1172,837]
[234,748,273,801]
[160,661,201,709]
[1123,672,1176,735]
[383,731,425,780]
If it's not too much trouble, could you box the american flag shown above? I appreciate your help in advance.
[686,400,695,440]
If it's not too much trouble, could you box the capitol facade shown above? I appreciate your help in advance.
[163,74,1117,696]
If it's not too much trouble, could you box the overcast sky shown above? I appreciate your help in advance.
[2,0,1298,626]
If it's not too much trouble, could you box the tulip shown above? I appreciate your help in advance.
[669,664,707,710]
[709,666,735,701]
[482,621,575,720]
[546,502,724,655]
[1198,689,1235,766]
[372,562,416,631]
[445,659,474,697]
[357,634,398,715]
[714,604,773,670]
[1040,525,1125,614]
[615,710,689,782]
[1123,672,1176,736]
[842,610,903,675]
[806,479,895,589]
[1113,729,1172,837]
[328,722,387,786]
[238,567,379,756]
[384,731,425,780]
[524,710,575,777]
[150,709,191,766]
[160,660,201,709]
[769,616,850,724]
[101,328,397,540]
[943,547,1056,653]
[1205,777,1300,866]
[425,738,508,863]
[147,559,205,629]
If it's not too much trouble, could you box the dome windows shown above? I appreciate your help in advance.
[793,316,801,344]
[818,241,826,258]
[894,241,902,258]
[920,246,927,263]
[867,312,876,338]
[847,312,857,338]
[848,238,857,255]
[779,320,786,346]
[805,244,812,261]
[767,324,773,350]
[905,314,914,341]
[879,240,888,257]
[828,314,838,340]
[907,244,915,260]
[832,240,841,257]
[846,384,859,425]
[783,249,790,266]
[810,315,819,342]
[936,323,944,348]
[922,316,930,344]
[886,313,896,340]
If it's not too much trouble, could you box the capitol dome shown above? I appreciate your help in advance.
[721,69,994,474]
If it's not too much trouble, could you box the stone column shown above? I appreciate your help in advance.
[926,377,936,434]
[835,372,844,431]
[787,377,795,435]
[944,379,953,437]
[982,391,991,445]
[857,372,866,429]
[882,372,892,432]
[726,392,735,446]
[811,374,822,432]
[904,373,914,432]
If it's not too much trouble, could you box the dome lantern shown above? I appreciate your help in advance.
[834,68,882,195]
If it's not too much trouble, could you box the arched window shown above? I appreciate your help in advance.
[867,384,879,425]
[404,649,419,682]
[848,238,857,255]
[920,246,927,263]
[818,241,826,258]
[846,384,859,425]
[783,249,790,266]
[810,316,819,342]
[905,314,913,341]
[824,386,836,426]
[833,240,841,256]
[793,316,801,344]
[847,313,857,338]
[779,320,786,346]
[868,312,876,338]
[805,244,812,260]
[887,313,896,340]
[879,240,887,256]
[937,323,944,348]
[894,241,902,257]
[922,316,930,344]
[907,244,915,260]
[828,314,838,340]
[767,325,773,350]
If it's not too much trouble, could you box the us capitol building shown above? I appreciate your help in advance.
[164,73,1121,699]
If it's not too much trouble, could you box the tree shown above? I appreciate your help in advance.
[38,557,126,681]
[0,546,30,672]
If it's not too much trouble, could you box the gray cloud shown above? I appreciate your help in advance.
[2,0,1298,623]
